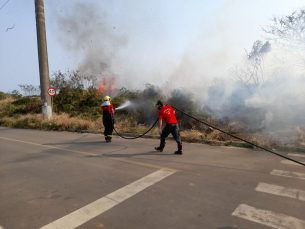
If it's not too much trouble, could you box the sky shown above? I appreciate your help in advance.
[0,0,305,94]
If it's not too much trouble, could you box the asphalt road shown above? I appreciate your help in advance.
[0,126,304,229]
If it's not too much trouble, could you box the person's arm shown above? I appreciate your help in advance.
[158,119,162,135]
[111,104,115,115]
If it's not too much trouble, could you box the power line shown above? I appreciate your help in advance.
[0,0,10,10]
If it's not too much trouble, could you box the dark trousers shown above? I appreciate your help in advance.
[161,124,181,143]
[103,116,113,140]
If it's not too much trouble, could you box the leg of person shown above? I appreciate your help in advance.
[155,124,171,152]
[172,124,182,154]
[108,119,114,142]
[102,118,109,142]
[104,120,113,143]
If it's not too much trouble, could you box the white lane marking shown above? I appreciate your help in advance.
[256,182,305,201]
[40,169,174,229]
[232,204,305,229]
[288,153,305,158]
[106,169,174,202]
[270,170,305,180]
[0,225,4,229]
[281,160,305,166]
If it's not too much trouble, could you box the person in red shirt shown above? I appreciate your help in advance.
[101,96,115,142]
[155,100,182,154]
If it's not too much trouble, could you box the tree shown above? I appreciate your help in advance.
[263,8,305,66]
[50,70,97,91]
[232,40,271,94]
[18,84,40,97]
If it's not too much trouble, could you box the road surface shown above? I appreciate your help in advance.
[0,126,304,229]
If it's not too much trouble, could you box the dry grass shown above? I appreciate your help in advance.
[0,113,94,131]
[180,129,205,142]
[272,126,305,147]
[0,97,16,112]
[113,117,159,135]
[0,97,16,105]
[0,112,159,135]
[0,102,304,150]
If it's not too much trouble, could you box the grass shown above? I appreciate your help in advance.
[0,113,94,131]
[0,95,304,151]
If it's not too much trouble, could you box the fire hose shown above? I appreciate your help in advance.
[112,117,159,139]
[112,106,305,167]
[172,106,305,167]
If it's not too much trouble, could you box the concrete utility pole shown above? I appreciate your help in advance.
[35,0,52,119]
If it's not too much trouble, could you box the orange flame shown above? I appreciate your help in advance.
[96,77,116,98]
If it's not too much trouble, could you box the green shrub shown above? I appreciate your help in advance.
[62,104,75,112]
[12,97,41,105]
[70,111,78,117]
[0,92,9,100]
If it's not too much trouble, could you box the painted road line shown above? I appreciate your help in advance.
[0,136,178,172]
[281,160,305,166]
[0,136,97,156]
[288,153,305,158]
[40,169,175,229]
[109,158,179,172]
[0,225,4,229]
[232,204,305,229]
[270,169,305,180]
[256,182,305,201]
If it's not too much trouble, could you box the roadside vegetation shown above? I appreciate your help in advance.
[1,71,305,152]
[1,8,305,151]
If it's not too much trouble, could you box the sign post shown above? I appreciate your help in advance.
[47,88,56,116]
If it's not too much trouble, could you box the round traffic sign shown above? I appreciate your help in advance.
[47,88,56,96]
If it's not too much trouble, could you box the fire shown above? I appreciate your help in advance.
[96,77,116,97]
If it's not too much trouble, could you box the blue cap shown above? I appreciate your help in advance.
[156,100,163,105]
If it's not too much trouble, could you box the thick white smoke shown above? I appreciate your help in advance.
[48,1,305,130]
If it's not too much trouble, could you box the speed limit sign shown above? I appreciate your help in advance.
[47,88,56,96]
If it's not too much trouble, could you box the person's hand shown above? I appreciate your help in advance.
[158,129,162,135]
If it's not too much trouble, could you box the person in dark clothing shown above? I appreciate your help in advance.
[101,96,115,142]
[155,100,183,154]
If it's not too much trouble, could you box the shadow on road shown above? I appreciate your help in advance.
[217,227,244,229]
[42,141,107,146]
[96,151,176,159]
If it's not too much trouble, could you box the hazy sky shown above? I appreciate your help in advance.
[0,0,304,93]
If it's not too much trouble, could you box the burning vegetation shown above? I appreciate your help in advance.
[96,77,116,98]
[1,69,305,152]
[1,5,305,151]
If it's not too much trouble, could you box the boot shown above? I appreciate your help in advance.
[174,142,183,154]
[155,141,165,152]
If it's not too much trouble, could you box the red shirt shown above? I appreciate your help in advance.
[159,105,178,124]
[101,104,114,113]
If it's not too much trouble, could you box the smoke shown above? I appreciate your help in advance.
[51,1,128,81]
[260,111,273,129]
[48,1,305,131]
[49,0,242,94]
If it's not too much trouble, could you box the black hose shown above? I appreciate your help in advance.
[172,105,305,167]
[112,117,159,140]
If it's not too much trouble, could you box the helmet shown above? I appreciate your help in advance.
[104,96,111,101]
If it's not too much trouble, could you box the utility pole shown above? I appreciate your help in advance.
[35,0,52,119]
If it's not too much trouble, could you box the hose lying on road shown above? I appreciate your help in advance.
[112,117,159,140]
[171,105,305,167]
[112,106,305,167]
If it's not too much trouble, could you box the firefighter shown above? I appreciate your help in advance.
[101,96,115,142]
[155,100,183,154]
